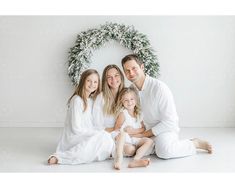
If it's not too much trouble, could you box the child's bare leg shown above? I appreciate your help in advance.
[124,144,136,156]
[114,131,126,170]
[191,138,212,154]
[48,156,58,165]
[128,138,153,168]
[134,138,153,160]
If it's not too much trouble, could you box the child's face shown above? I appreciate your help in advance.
[84,73,99,94]
[122,92,136,111]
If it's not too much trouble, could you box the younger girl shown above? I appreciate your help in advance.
[48,69,114,165]
[113,87,154,169]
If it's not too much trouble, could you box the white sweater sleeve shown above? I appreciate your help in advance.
[92,94,105,130]
[151,84,179,136]
[70,97,98,137]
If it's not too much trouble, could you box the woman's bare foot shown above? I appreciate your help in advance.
[128,158,151,168]
[192,138,213,154]
[48,156,58,165]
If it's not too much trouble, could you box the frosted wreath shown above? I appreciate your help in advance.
[68,22,159,85]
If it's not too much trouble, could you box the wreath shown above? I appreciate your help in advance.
[68,22,159,85]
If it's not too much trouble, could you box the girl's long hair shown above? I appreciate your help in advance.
[68,69,100,111]
[114,86,141,120]
[102,64,125,115]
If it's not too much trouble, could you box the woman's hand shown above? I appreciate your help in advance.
[105,127,114,133]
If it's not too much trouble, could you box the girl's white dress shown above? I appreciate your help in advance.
[119,109,142,146]
[53,96,115,165]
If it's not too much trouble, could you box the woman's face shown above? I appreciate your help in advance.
[84,73,99,94]
[106,68,122,89]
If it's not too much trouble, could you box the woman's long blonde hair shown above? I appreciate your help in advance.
[102,64,125,115]
[114,86,141,120]
[68,69,100,111]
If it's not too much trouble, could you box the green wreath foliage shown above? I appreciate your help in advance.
[68,22,159,85]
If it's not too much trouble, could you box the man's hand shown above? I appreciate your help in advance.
[142,129,154,138]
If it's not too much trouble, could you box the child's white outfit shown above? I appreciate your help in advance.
[92,93,141,145]
[111,109,154,156]
[111,109,143,146]
[119,109,142,146]
[51,96,115,165]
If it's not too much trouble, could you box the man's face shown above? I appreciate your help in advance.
[123,59,144,83]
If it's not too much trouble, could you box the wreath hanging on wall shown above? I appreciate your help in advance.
[68,22,159,85]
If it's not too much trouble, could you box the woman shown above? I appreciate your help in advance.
[93,64,124,132]
[93,65,136,168]
[48,69,115,165]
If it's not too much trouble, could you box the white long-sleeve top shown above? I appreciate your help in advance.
[92,92,116,130]
[55,95,114,164]
[138,75,180,136]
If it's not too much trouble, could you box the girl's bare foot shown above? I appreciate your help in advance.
[113,156,122,170]
[114,161,121,170]
[192,138,213,154]
[128,158,150,168]
[48,156,58,165]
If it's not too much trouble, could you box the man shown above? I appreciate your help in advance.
[121,54,212,159]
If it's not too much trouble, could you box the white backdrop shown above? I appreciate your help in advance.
[0,16,235,127]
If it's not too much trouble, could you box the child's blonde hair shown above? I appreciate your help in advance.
[67,69,100,111]
[115,86,141,120]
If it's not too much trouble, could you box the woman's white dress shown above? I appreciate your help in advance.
[93,93,116,130]
[53,96,115,165]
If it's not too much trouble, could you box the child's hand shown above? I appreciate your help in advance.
[115,134,121,141]
[124,126,134,134]
[132,133,144,138]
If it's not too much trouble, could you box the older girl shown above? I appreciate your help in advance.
[48,69,114,165]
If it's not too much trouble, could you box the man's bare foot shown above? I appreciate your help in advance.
[48,156,58,165]
[128,158,151,168]
[192,138,213,154]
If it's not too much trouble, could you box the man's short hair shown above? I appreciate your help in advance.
[121,54,143,67]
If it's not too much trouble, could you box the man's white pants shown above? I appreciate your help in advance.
[154,132,196,159]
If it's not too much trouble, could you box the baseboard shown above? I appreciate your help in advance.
[0,121,234,128]
[0,121,64,127]
[180,121,235,128]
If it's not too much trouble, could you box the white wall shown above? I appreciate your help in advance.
[0,16,235,127]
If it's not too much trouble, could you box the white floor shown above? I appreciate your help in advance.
[0,127,235,172]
